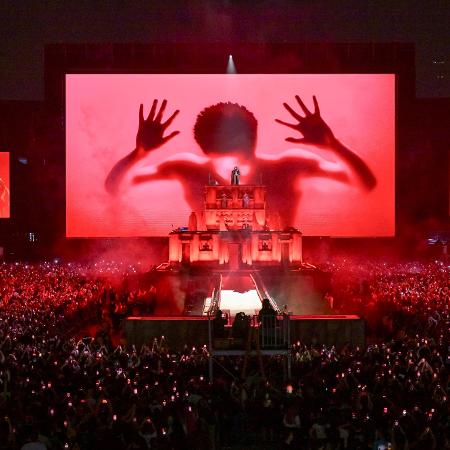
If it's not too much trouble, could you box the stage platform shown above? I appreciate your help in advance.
[125,266,332,316]
[124,314,365,350]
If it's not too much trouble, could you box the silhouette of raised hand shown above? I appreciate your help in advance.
[276,94,377,190]
[136,99,180,151]
[105,99,179,194]
[276,95,335,146]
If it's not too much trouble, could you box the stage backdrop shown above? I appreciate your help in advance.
[0,152,10,219]
[66,74,395,237]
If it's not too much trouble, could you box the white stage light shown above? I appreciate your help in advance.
[219,289,261,315]
[226,54,237,74]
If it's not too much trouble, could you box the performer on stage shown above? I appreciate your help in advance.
[231,166,240,185]
[220,192,228,209]
[242,192,250,208]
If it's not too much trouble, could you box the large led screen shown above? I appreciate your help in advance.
[66,74,395,237]
[0,152,10,218]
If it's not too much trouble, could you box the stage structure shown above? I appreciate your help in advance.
[169,181,302,268]
[125,169,363,354]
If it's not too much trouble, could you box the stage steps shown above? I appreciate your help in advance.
[203,272,282,317]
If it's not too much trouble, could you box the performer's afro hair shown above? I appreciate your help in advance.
[194,102,257,156]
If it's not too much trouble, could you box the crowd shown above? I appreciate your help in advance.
[324,259,449,340]
[0,260,447,449]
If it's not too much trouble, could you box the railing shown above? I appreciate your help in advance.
[205,201,265,210]
[207,313,292,381]
[259,314,290,349]
[250,272,281,314]
[208,313,290,351]
[207,273,222,317]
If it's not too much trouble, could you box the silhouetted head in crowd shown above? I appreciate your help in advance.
[261,298,274,310]
[194,102,257,160]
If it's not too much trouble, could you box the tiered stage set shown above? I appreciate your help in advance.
[125,176,364,349]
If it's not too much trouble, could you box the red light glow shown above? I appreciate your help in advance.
[66,74,395,237]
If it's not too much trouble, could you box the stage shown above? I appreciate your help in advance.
[123,265,332,316]
[124,314,365,350]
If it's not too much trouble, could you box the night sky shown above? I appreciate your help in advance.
[0,0,449,100]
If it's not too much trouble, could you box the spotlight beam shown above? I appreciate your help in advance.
[226,54,237,74]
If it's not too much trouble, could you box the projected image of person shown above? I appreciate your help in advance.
[105,96,376,226]
[0,177,9,217]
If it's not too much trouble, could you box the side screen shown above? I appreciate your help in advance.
[0,152,10,218]
[66,74,395,237]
